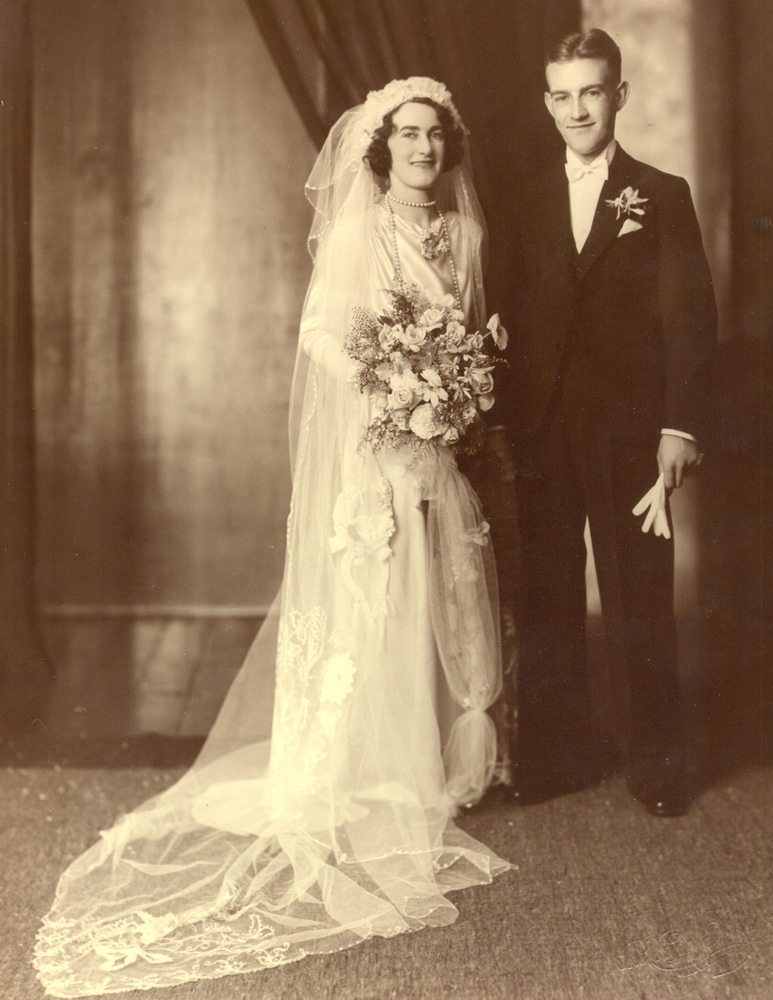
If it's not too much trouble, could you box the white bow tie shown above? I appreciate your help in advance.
[565,159,609,183]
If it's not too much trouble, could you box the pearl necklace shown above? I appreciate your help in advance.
[385,198,461,310]
[386,191,437,209]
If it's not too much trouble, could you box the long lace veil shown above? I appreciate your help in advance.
[34,78,508,999]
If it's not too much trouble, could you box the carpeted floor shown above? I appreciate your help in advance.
[2,763,771,1000]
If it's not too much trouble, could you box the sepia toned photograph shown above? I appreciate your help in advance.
[0,1,770,998]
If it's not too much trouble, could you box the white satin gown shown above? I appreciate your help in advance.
[34,205,512,998]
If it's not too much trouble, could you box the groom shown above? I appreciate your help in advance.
[497,29,717,815]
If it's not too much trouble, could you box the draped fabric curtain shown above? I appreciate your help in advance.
[700,0,773,766]
[0,0,50,726]
[244,0,580,224]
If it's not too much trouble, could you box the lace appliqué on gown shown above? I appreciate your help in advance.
[328,476,395,614]
[271,607,356,805]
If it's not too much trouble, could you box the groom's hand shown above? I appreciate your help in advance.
[657,434,703,492]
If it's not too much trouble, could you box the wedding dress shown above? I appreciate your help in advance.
[35,78,512,998]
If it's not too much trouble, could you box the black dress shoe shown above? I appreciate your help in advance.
[627,773,689,817]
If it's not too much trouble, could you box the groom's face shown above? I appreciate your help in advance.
[544,58,629,163]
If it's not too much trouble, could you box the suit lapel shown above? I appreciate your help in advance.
[575,146,642,284]
[532,160,577,283]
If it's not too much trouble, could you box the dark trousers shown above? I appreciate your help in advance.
[514,396,684,789]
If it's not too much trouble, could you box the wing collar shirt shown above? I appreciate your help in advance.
[565,140,616,254]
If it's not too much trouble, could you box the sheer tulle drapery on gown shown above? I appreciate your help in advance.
[35,78,512,998]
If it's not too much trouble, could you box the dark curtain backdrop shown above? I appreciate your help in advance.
[245,0,579,233]
[700,0,773,769]
[0,0,49,727]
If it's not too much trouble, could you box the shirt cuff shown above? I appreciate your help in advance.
[661,428,698,444]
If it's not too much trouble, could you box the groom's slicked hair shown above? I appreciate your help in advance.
[545,28,622,83]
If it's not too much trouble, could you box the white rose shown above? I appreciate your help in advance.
[400,324,427,352]
[441,424,461,444]
[419,308,444,331]
[409,403,439,440]
[388,385,415,409]
[470,370,495,395]
[478,393,495,411]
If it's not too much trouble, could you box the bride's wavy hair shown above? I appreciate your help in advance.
[363,98,465,178]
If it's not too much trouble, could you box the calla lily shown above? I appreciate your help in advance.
[486,314,509,350]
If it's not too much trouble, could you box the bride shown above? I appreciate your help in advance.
[35,77,512,997]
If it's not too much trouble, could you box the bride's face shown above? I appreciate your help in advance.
[387,102,445,199]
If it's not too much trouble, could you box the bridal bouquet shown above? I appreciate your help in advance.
[344,284,508,453]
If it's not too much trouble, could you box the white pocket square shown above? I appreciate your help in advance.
[618,218,644,236]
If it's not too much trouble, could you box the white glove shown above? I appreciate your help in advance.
[632,472,671,539]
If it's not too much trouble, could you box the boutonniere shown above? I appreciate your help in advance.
[606,186,649,219]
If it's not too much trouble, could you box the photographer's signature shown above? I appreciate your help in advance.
[618,926,751,979]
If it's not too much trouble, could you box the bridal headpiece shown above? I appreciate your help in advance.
[359,77,466,145]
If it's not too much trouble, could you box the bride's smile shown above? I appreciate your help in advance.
[386,102,445,199]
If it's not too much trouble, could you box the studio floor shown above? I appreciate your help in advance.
[2,763,771,1000]
[1,612,770,1000]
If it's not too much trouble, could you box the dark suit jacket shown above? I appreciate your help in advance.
[497,146,717,450]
